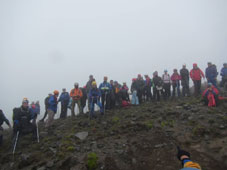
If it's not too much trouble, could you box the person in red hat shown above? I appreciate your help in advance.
[190,63,205,96]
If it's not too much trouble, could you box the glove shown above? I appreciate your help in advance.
[177,147,190,160]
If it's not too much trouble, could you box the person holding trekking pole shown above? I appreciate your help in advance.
[99,76,111,113]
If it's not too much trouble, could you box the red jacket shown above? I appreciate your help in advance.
[190,68,205,81]
[171,73,181,84]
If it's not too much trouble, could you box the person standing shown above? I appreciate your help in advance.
[162,70,171,99]
[45,91,59,128]
[40,94,52,122]
[144,75,152,101]
[205,62,218,87]
[58,88,70,118]
[171,69,181,97]
[99,77,112,110]
[190,63,205,96]
[220,63,227,87]
[86,75,95,111]
[135,74,145,104]
[153,71,163,101]
[180,64,190,97]
[70,83,83,116]
[89,81,104,118]
[131,78,139,105]
[0,109,11,146]
[80,86,87,114]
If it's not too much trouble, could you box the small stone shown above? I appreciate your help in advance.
[75,132,88,140]
[219,125,225,129]
[37,166,46,170]
[154,143,167,148]
[46,161,54,168]
[132,158,137,164]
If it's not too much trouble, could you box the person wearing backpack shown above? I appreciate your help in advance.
[0,109,11,146]
[180,64,190,97]
[13,98,37,140]
[162,70,171,100]
[40,93,52,122]
[171,69,181,97]
[70,83,83,116]
[58,88,70,118]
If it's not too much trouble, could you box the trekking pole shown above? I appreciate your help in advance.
[104,92,107,114]
[36,116,40,143]
[13,131,19,156]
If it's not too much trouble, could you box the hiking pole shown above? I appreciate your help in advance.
[36,116,40,143]
[104,92,107,114]
[13,131,19,156]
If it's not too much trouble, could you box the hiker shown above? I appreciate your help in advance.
[70,83,83,116]
[171,69,181,97]
[202,83,219,107]
[220,63,227,88]
[162,70,171,99]
[180,64,190,97]
[205,62,218,87]
[135,74,145,104]
[80,86,87,114]
[131,78,139,105]
[190,63,205,96]
[99,76,112,110]
[58,88,70,118]
[0,109,11,146]
[120,82,130,102]
[45,90,59,128]
[153,71,163,101]
[89,81,104,118]
[13,98,37,140]
[109,80,116,109]
[177,147,201,170]
[40,93,52,122]
[113,81,122,107]
[144,75,153,101]
[86,75,95,111]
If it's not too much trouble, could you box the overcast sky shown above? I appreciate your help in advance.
[0,0,227,121]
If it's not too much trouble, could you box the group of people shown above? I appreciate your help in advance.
[1,63,226,170]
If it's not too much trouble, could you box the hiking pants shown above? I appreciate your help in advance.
[60,102,68,118]
[181,80,190,97]
[193,80,201,96]
[172,82,181,97]
[0,127,3,146]
[90,100,103,117]
[153,87,161,101]
[101,93,110,110]
[45,109,55,128]
[163,83,171,99]
[71,99,82,116]
[131,91,139,105]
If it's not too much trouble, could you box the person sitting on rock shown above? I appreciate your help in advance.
[0,109,11,146]
[13,98,37,140]
[177,147,201,170]
[202,83,219,107]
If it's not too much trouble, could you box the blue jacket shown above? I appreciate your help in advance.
[58,92,70,104]
[89,88,101,102]
[99,82,112,94]
[48,95,58,113]
[205,65,218,80]
[220,67,227,77]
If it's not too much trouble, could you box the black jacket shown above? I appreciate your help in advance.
[0,110,10,126]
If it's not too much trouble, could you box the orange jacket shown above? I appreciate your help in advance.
[70,88,83,100]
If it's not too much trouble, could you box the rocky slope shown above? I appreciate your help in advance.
[0,97,227,170]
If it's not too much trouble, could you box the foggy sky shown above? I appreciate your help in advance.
[0,0,227,121]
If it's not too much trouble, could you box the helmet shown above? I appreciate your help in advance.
[54,90,59,95]
[74,82,79,86]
